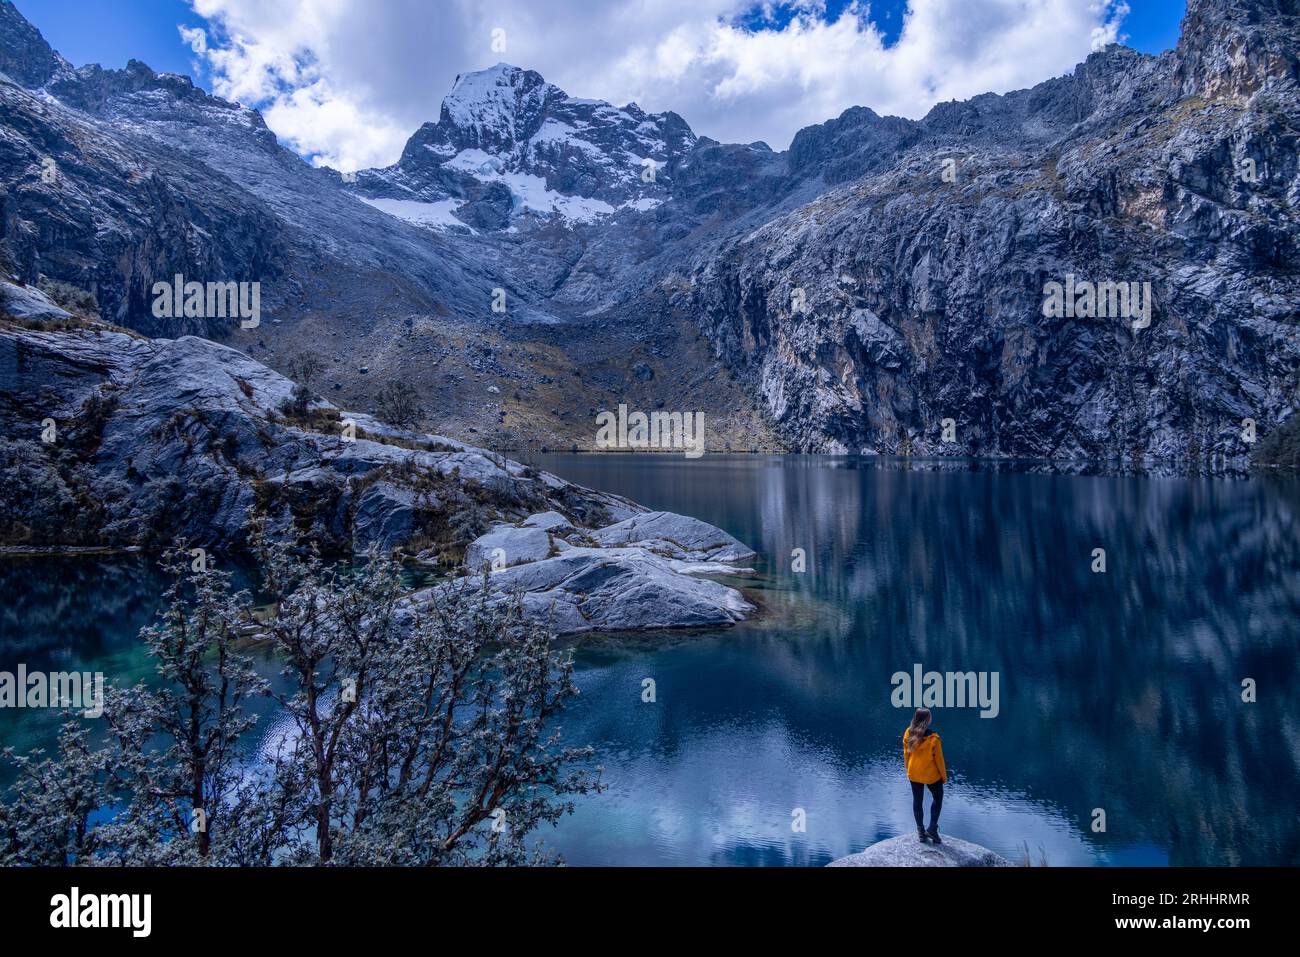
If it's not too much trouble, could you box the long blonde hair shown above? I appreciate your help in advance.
[905,708,932,753]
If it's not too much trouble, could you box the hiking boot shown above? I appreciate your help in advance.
[927,828,942,845]
[917,827,929,843]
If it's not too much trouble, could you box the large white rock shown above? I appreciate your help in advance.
[590,510,756,562]
[0,281,72,322]
[415,546,753,635]
[521,510,574,534]
[464,525,554,569]
[827,835,1011,868]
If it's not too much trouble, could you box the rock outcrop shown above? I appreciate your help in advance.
[421,538,753,636]
[444,507,758,633]
[0,311,610,550]
[0,312,756,633]
[464,523,555,569]
[0,281,70,322]
[828,835,1011,868]
[588,510,756,563]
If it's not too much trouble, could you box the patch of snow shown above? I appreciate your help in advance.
[621,197,663,212]
[530,120,604,160]
[498,172,614,222]
[439,152,617,223]
[533,120,578,144]
[594,105,635,124]
[444,148,505,175]
[356,196,469,232]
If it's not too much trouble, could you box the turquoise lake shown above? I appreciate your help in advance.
[3,454,1298,866]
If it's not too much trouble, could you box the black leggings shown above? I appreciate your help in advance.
[911,781,943,831]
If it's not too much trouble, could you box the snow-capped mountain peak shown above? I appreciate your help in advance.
[437,63,558,153]
[348,63,696,232]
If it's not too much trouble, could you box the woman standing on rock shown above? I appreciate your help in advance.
[903,708,947,844]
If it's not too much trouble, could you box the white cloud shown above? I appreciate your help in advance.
[181,0,1130,170]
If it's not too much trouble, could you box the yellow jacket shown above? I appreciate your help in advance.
[903,728,947,785]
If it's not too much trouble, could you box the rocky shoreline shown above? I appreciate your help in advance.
[426,509,756,635]
[0,299,758,634]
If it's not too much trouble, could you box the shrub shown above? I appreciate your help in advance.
[374,380,423,429]
[0,540,600,866]
[280,383,313,420]
[36,278,99,318]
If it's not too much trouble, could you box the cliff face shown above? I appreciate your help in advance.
[1175,0,1300,100]
[673,0,1300,461]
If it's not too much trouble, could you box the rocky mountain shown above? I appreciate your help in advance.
[676,0,1300,461]
[1,0,1297,465]
[0,0,67,87]
[350,63,696,231]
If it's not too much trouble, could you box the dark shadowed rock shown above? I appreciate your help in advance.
[0,0,68,88]
[349,480,418,554]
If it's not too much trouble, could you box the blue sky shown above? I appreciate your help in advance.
[11,1,1193,167]
[17,0,207,78]
[737,1,1186,49]
[18,0,1190,91]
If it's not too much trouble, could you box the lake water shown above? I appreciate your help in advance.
[4,455,1299,866]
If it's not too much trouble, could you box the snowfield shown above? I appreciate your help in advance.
[355,195,470,231]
